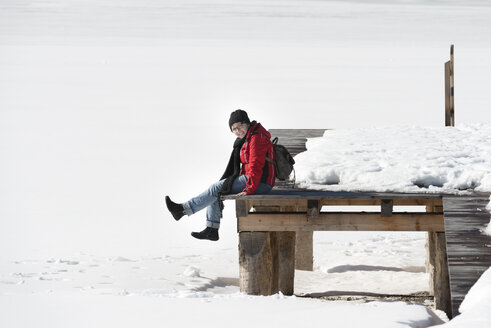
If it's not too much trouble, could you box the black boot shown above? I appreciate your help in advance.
[191,227,219,241]
[165,196,185,221]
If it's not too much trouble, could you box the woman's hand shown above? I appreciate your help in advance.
[236,191,247,196]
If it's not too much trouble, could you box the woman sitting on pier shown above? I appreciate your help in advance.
[165,109,276,241]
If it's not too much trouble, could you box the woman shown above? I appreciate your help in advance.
[165,109,276,241]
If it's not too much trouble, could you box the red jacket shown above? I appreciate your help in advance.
[240,121,276,194]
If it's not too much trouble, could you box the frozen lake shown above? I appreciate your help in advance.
[1,1,491,327]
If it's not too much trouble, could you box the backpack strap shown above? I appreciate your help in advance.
[265,137,278,164]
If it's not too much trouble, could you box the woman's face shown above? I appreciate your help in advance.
[231,122,249,139]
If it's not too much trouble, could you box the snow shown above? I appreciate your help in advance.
[1,0,491,327]
[0,293,443,328]
[433,267,491,327]
[295,124,491,194]
[0,235,446,327]
[459,268,491,316]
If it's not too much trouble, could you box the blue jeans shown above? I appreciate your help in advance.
[182,175,273,229]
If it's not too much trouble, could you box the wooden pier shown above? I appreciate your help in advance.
[225,129,491,319]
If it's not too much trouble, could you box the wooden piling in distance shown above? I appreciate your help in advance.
[445,45,455,127]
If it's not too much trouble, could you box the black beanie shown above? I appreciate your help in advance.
[229,109,250,130]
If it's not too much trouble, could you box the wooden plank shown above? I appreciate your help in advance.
[323,198,442,206]
[227,192,445,213]
[252,206,282,213]
[268,129,327,157]
[248,198,441,208]
[269,129,327,139]
[251,199,307,208]
[238,212,445,232]
[443,194,491,317]
[241,199,443,215]
[225,190,446,200]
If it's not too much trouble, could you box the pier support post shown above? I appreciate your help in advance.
[279,231,296,295]
[295,231,313,271]
[426,205,452,317]
[239,231,279,295]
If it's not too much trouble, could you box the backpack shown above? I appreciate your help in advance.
[266,137,296,182]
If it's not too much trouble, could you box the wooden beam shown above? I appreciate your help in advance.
[224,192,445,201]
[238,212,445,232]
[253,206,281,212]
[250,199,308,208]
[247,198,442,208]
[323,198,443,206]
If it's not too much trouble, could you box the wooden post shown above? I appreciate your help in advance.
[236,199,250,218]
[295,231,313,271]
[295,200,318,271]
[239,231,279,295]
[277,205,296,295]
[279,231,296,295]
[426,232,435,293]
[426,205,452,318]
[270,232,280,294]
[381,199,394,218]
[445,44,455,127]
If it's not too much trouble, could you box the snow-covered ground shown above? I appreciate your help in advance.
[0,232,446,328]
[1,0,491,327]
